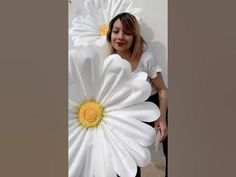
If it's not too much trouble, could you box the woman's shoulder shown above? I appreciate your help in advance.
[141,51,154,59]
[140,51,162,78]
[140,51,155,64]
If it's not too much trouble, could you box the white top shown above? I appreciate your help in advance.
[133,52,162,95]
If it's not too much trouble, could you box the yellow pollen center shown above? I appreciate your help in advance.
[77,101,104,128]
[99,25,109,36]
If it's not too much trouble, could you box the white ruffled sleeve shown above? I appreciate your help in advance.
[145,53,162,79]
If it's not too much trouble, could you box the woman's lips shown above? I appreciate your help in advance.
[116,41,126,46]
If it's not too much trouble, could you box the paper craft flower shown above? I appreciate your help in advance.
[69,47,160,177]
[69,0,141,47]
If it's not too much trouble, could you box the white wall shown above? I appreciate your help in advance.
[68,0,168,85]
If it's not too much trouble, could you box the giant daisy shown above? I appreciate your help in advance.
[69,0,141,47]
[69,47,160,177]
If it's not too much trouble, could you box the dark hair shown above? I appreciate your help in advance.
[106,12,147,61]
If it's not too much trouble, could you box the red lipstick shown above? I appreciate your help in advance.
[116,41,126,46]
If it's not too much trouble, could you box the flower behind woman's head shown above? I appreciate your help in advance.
[69,0,141,47]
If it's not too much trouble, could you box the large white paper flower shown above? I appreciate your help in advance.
[69,0,141,47]
[69,47,160,177]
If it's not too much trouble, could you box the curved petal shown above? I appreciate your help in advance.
[80,131,95,177]
[84,1,106,25]
[132,71,147,80]
[85,0,107,10]
[69,127,86,166]
[69,120,78,134]
[112,130,151,167]
[104,114,156,146]
[69,49,86,102]
[68,121,83,144]
[102,123,137,177]
[107,0,127,19]
[68,111,76,120]
[70,15,100,36]
[94,128,117,177]
[68,99,79,114]
[69,129,93,177]
[96,54,132,103]
[69,47,101,100]
[80,146,94,177]
[104,0,141,21]
[104,79,151,111]
[68,119,78,130]
[69,80,86,103]
[70,15,101,47]
[107,102,160,122]
[95,36,107,46]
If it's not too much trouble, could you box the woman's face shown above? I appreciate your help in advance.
[111,19,134,53]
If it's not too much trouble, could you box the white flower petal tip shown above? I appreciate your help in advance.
[104,54,132,73]
[69,47,160,177]
[69,47,102,101]
[69,0,142,47]
[133,72,148,80]
[70,46,100,62]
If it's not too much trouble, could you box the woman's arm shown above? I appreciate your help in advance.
[151,72,168,142]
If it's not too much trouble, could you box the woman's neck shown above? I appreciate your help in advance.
[116,51,132,61]
[116,50,140,72]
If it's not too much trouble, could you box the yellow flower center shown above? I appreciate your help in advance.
[99,25,109,36]
[77,101,104,128]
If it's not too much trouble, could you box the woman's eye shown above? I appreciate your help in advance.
[112,30,119,34]
[124,32,132,35]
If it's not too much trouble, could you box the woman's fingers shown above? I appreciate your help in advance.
[155,119,168,142]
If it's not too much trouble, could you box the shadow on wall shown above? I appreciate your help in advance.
[140,19,168,85]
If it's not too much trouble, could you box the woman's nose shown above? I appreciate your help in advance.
[117,32,124,39]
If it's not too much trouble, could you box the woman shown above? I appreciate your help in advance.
[106,12,168,177]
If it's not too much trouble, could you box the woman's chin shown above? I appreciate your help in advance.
[114,46,128,52]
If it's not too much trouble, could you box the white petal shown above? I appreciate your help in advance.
[68,119,77,129]
[104,114,156,146]
[68,81,86,103]
[68,121,78,134]
[68,99,79,114]
[109,0,126,18]
[85,0,106,10]
[104,79,151,111]
[112,130,151,167]
[81,132,95,177]
[69,15,101,47]
[72,36,101,47]
[69,128,86,166]
[96,54,132,103]
[69,49,86,102]
[107,102,160,122]
[84,2,105,25]
[94,128,117,177]
[69,47,101,100]
[127,8,142,20]
[68,124,82,146]
[70,15,100,35]
[105,0,141,20]
[95,36,107,47]
[132,72,147,80]
[68,112,76,120]
[69,129,93,177]
[102,123,137,177]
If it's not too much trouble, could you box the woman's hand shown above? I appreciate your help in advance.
[155,116,168,143]
[151,73,168,143]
